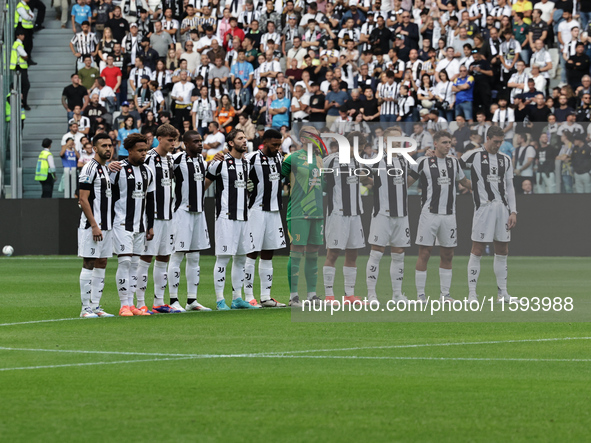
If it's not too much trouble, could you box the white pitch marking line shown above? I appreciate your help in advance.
[0,318,83,327]
[0,356,197,372]
[1,337,590,360]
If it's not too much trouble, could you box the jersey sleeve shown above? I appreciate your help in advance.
[146,168,155,193]
[78,163,96,191]
[206,159,222,181]
[455,158,466,181]
[408,159,420,180]
[281,153,292,179]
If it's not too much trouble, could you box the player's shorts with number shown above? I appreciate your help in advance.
[471,201,511,243]
[248,209,286,251]
[78,228,113,258]
[113,225,145,255]
[144,219,175,256]
[368,214,411,248]
[287,218,324,246]
[415,212,457,248]
[215,217,254,256]
[173,210,210,252]
[325,213,366,250]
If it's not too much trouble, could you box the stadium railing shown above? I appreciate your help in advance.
[0,0,23,199]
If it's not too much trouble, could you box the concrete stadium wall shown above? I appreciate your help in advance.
[0,195,589,257]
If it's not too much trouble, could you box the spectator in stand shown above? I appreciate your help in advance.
[60,137,79,198]
[536,131,559,194]
[71,0,93,33]
[214,94,236,133]
[230,49,254,89]
[150,21,174,57]
[97,26,118,72]
[513,132,537,193]
[565,42,591,88]
[62,74,89,121]
[117,116,140,158]
[106,6,130,43]
[78,55,100,90]
[269,86,290,130]
[235,114,256,141]
[203,121,226,160]
[84,93,110,136]
[571,132,591,193]
[35,139,57,198]
[70,21,99,70]
[91,77,116,112]
[138,37,159,71]
[101,55,123,98]
[68,105,91,135]
[452,65,474,122]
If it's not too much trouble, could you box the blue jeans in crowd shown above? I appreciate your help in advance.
[562,174,573,193]
[380,114,397,129]
[553,9,564,34]
[580,11,591,31]
[455,101,473,120]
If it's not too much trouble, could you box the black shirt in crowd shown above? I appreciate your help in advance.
[63,84,88,110]
[106,17,130,43]
[309,93,326,122]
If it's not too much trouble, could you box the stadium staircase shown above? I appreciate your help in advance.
[22,0,73,198]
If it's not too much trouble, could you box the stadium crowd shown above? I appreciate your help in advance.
[29,0,591,196]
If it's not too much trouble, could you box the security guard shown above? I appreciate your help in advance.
[35,138,57,198]
[10,29,31,111]
[14,0,36,65]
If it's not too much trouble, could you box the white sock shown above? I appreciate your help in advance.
[390,252,405,297]
[243,257,256,301]
[439,268,452,296]
[494,254,508,295]
[116,256,131,308]
[79,268,93,308]
[168,251,184,299]
[366,250,383,297]
[259,259,273,301]
[307,292,316,300]
[323,266,335,296]
[153,260,168,306]
[129,256,140,306]
[136,259,150,308]
[415,270,427,297]
[231,255,246,300]
[468,253,482,295]
[343,266,357,296]
[90,267,106,308]
[186,252,200,300]
[290,292,299,300]
[214,255,231,302]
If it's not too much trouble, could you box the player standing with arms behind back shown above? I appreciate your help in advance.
[409,131,472,303]
[135,124,180,314]
[206,129,258,310]
[366,127,419,306]
[243,129,287,308]
[110,133,155,316]
[77,133,115,318]
[462,125,518,303]
[282,125,325,308]
[167,130,213,312]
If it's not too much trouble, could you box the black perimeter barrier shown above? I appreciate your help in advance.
[0,195,589,256]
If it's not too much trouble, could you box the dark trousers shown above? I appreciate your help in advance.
[29,0,46,28]
[41,175,54,198]
[16,27,34,58]
[174,106,192,130]
[18,67,30,106]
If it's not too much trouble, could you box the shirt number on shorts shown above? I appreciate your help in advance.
[450,229,455,239]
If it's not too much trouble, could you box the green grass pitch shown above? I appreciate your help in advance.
[1,255,590,442]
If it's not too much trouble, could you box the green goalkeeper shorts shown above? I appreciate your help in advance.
[288,219,324,246]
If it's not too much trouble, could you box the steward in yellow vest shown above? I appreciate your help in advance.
[35,139,57,198]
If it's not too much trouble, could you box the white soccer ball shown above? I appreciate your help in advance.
[2,245,14,257]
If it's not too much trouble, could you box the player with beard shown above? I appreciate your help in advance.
[242,129,287,308]
[281,125,325,308]
[167,130,214,311]
[206,129,258,310]
[78,133,115,318]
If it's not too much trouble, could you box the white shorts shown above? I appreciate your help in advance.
[248,210,287,251]
[215,217,254,256]
[173,210,210,252]
[113,226,145,255]
[78,228,113,259]
[471,201,511,243]
[415,212,457,248]
[368,214,411,248]
[144,219,175,256]
[325,213,366,250]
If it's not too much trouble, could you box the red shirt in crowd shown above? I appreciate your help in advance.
[101,66,123,93]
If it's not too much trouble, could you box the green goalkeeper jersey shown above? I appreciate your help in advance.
[281,149,324,220]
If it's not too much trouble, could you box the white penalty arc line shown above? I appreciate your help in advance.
[0,318,84,327]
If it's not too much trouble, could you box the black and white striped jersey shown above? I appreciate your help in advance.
[152,70,172,88]
[195,63,213,85]
[144,149,175,221]
[121,34,140,61]
[377,81,400,116]
[415,155,465,215]
[323,153,363,217]
[372,156,419,218]
[79,159,113,230]
[246,150,283,212]
[360,21,376,52]
[161,18,180,43]
[469,2,488,28]
[238,10,260,28]
[461,149,515,212]
[406,60,423,83]
[71,32,98,55]
[129,66,153,88]
[172,151,207,213]
[206,154,250,221]
[338,28,361,43]
[192,96,216,128]
[111,160,155,233]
